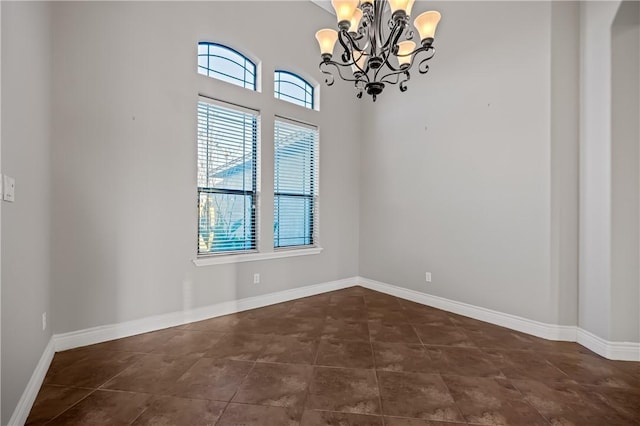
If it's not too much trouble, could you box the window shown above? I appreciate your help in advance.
[197,98,259,255]
[274,70,314,109]
[198,42,257,90]
[274,118,318,248]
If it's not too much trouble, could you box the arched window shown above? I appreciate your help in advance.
[198,42,256,90]
[274,70,314,109]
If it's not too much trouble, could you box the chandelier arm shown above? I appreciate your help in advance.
[372,18,407,83]
[355,78,366,99]
[340,30,366,56]
[355,79,366,99]
[325,33,370,82]
[320,60,368,84]
[379,68,405,85]
[373,35,404,82]
[350,31,366,43]
[337,30,353,63]
[373,44,393,81]
[318,61,335,86]
[416,47,436,74]
[405,29,415,41]
[381,46,434,77]
[373,57,390,82]
[380,19,405,52]
[337,30,368,65]
[380,45,434,78]
[379,52,405,74]
[399,71,411,92]
[352,61,370,79]
[413,45,436,61]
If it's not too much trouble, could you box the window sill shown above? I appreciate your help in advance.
[193,247,323,266]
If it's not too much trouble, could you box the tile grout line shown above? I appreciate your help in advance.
[508,379,554,426]
[206,312,286,425]
[213,357,259,425]
[127,396,152,426]
[436,371,469,425]
[367,312,386,426]
[297,307,328,423]
[42,352,159,424]
[42,388,98,425]
[96,355,150,391]
[399,294,471,425]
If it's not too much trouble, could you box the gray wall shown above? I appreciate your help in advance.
[51,1,361,334]
[579,1,619,341]
[578,0,640,343]
[1,2,53,423]
[611,0,640,342]
[550,1,580,327]
[359,1,563,324]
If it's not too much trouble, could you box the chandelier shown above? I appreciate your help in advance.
[315,0,441,101]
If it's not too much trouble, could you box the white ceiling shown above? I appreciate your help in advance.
[310,0,335,15]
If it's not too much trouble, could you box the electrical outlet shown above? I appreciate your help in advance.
[253,273,260,284]
[42,312,47,331]
[425,272,432,283]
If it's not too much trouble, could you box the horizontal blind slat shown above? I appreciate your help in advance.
[197,99,260,254]
[274,119,318,249]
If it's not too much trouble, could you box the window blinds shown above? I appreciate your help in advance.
[274,117,318,248]
[197,98,259,254]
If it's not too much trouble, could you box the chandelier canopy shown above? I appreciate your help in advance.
[315,0,442,101]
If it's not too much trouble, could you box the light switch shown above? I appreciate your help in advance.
[3,175,15,202]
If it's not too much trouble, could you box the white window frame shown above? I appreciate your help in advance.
[196,97,260,257]
[273,116,319,251]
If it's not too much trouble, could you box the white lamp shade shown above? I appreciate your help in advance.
[406,0,416,15]
[331,0,359,23]
[397,41,415,66]
[349,8,363,32]
[315,29,338,55]
[414,11,441,41]
[388,0,411,13]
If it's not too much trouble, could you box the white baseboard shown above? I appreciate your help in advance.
[576,328,640,362]
[54,277,357,352]
[358,277,577,341]
[8,338,55,426]
[357,276,640,361]
[54,274,637,360]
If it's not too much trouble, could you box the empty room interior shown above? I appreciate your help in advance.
[1,0,639,425]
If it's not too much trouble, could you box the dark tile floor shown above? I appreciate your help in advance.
[27,286,640,425]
